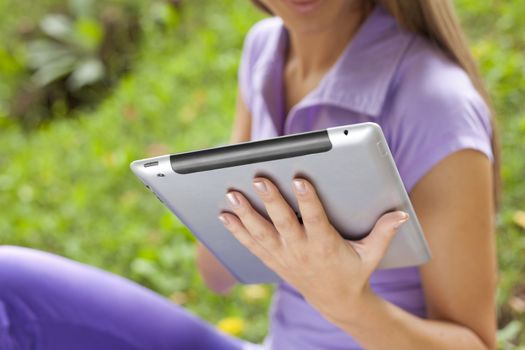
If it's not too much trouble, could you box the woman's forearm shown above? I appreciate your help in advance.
[196,242,237,294]
[335,292,493,350]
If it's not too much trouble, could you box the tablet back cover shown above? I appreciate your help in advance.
[131,122,431,284]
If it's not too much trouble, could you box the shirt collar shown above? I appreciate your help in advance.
[255,4,415,118]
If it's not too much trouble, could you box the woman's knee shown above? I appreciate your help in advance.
[0,245,58,296]
[0,245,34,276]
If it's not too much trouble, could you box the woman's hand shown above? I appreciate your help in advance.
[218,177,409,326]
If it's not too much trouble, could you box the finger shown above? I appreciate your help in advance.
[252,177,306,244]
[357,211,409,270]
[292,178,336,240]
[225,191,282,250]
[218,212,278,270]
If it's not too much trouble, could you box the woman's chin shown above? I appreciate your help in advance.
[283,0,323,15]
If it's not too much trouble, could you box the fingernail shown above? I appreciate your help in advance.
[293,179,307,194]
[393,212,409,229]
[218,214,229,226]
[253,180,268,194]
[398,211,409,220]
[226,192,241,208]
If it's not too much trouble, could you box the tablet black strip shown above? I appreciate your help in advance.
[170,130,332,174]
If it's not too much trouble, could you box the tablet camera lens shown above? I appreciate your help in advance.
[343,130,348,135]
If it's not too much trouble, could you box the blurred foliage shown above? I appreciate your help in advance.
[0,0,269,343]
[457,0,525,348]
[0,0,142,128]
[0,0,524,347]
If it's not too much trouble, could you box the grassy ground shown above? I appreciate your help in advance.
[1,0,524,347]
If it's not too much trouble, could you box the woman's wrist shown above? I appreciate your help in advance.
[326,286,385,332]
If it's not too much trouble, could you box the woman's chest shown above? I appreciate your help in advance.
[250,95,375,140]
[251,60,379,139]
[283,63,326,117]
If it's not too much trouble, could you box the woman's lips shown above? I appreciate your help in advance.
[284,0,322,14]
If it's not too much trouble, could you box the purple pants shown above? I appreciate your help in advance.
[0,246,246,350]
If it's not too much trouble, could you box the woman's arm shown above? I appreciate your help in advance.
[218,147,497,349]
[335,149,497,349]
[228,87,252,145]
[196,87,252,294]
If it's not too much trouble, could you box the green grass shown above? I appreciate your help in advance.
[1,0,525,347]
[0,0,270,342]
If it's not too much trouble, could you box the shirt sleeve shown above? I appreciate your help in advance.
[238,22,263,111]
[237,18,280,112]
[386,77,494,193]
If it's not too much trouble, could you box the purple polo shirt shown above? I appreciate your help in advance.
[239,5,493,350]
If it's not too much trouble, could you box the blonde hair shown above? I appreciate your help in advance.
[251,0,501,209]
[377,0,501,209]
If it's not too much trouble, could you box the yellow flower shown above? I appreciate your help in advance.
[513,210,525,229]
[241,285,269,303]
[216,316,245,336]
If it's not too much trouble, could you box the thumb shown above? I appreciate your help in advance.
[358,211,409,270]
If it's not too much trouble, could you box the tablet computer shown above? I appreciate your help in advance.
[130,122,431,284]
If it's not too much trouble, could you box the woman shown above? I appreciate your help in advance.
[0,0,498,349]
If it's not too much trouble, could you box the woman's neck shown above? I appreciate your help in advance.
[285,3,372,78]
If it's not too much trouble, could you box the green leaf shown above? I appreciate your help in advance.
[69,0,95,18]
[40,14,73,42]
[0,47,23,74]
[498,320,522,345]
[130,257,159,276]
[67,58,104,90]
[73,17,103,51]
[149,1,180,29]
[26,40,75,69]
[31,54,77,87]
